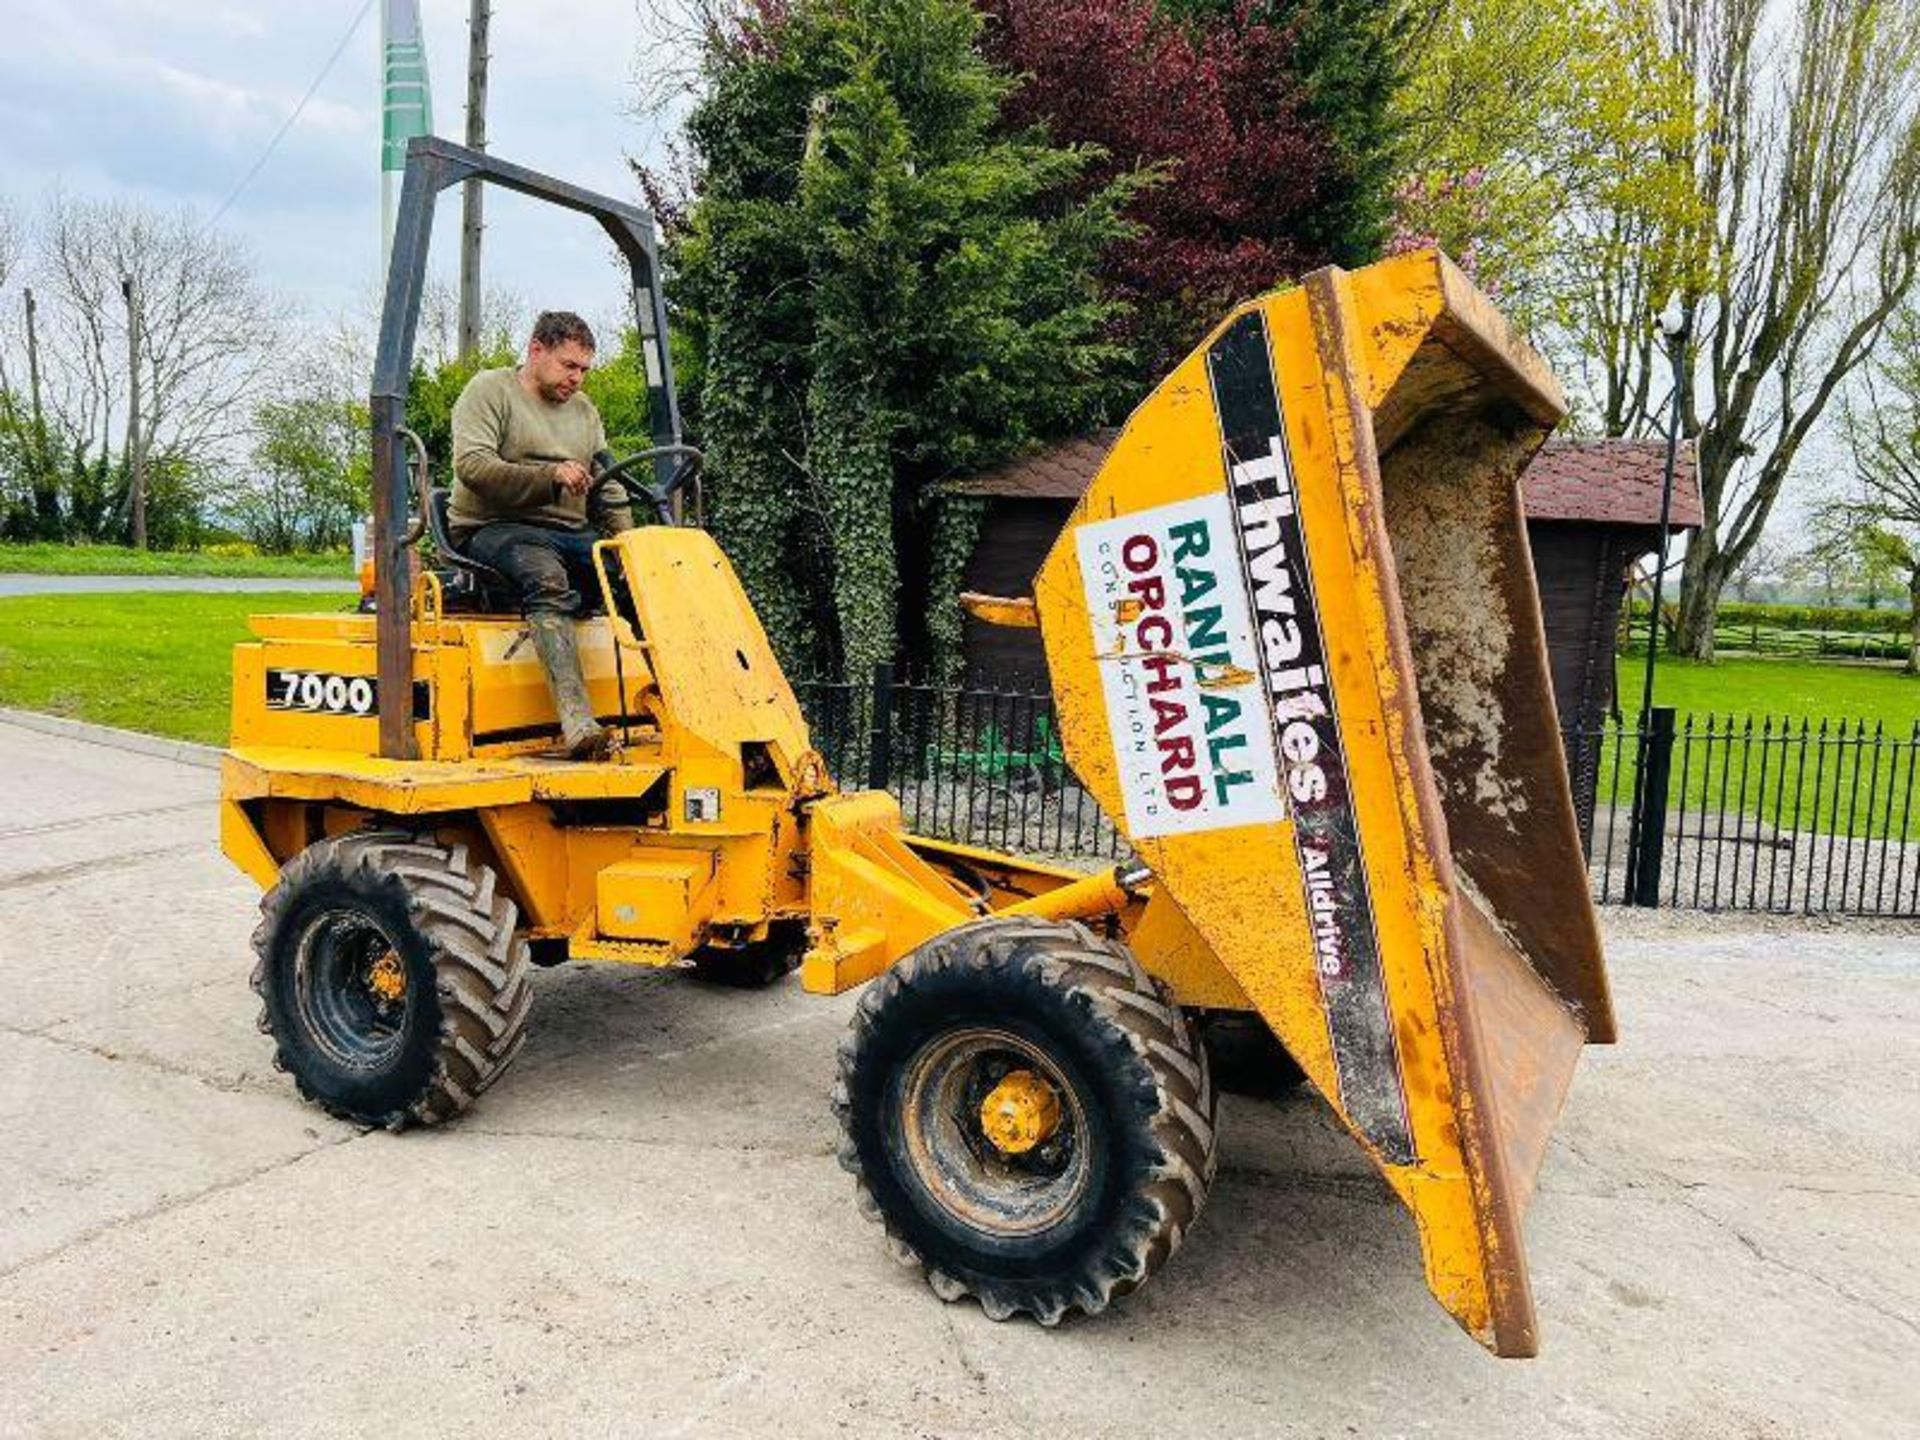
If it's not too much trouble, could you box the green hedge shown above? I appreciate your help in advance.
[1627,599,1912,636]
[0,541,352,579]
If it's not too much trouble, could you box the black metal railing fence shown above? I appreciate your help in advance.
[1574,711,1919,917]
[793,666,1920,919]
[797,666,1128,863]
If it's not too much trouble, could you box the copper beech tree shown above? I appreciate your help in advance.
[983,0,1407,377]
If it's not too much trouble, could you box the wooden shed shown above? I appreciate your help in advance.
[950,434,1702,735]
[1519,439,1704,728]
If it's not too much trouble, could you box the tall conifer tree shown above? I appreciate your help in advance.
[673,0,1138,678]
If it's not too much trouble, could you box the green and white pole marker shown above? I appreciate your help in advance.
[380,0,434,263]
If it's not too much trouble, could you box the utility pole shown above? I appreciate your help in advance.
[23,288,48,479]
[121,276,147,550]
[22,286,56,537]
[457,0,490,362]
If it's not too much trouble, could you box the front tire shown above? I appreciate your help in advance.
[833,918,1217,1326]
[251,829,531,1128]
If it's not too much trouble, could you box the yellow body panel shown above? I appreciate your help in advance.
[231,611,644,763]
[222,529,1093,986]
[799,791,981,993]
[603,531,814,768]
[958,592,1040,629]
[597,855,719,950]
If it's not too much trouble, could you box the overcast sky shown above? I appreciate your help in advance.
[0,0,686,336]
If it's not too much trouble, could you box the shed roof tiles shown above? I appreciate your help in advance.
[950,432,1702,532]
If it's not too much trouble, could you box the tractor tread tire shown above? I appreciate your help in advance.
[251,828,531,1129]
[833,917,1216,1327]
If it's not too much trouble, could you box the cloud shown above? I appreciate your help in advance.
[0,0,684,318]
[0,4,373,209]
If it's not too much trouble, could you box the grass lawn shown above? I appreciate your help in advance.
[0,541,351,579]
[1600,654,1920,841]
[0,591,354,746]
[1618,653,1920,730]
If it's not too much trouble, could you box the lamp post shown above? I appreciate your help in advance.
[1625,291,1688,905]
[1637,291,1688,721]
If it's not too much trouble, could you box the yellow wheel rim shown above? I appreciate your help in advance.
[978,1069,1063,1155]
[899,1028,1090,1238]
[367,950,408,1004]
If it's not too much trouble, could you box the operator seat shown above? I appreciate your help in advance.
[427,487,520,615]
[426,485,625,621]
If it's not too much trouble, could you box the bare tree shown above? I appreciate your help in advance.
[35,192,283,515]
[0,200,26,415]
[1844,309,1920,671]
[0,205,19,277]
[0,200,34,534]
[217,312,377,555]
[1574,0,1920,658]
[1547,2,1707,434]
[0,202,31,424]
[1728,533,1786,601]
[411,275,523,371]
[629,0,751,118]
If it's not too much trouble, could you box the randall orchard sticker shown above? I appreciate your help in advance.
[1078,493,1286,837]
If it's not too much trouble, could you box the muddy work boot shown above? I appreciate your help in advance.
[526,612,609,759]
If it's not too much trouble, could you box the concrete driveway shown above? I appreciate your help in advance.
[1,716,1914,1438]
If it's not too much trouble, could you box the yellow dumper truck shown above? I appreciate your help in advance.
[220,139,1610,1355]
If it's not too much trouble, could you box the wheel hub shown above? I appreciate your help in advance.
[293,908,412,1070]
[898,1028,1090,1237]
[978,1069,1061,1155]
[367,950,408,1004]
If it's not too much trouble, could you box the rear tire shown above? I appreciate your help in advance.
[833,918,1216,1325]
[689,923,805,988]
[1197,1011,1308,1097]
[251,829,531,1128]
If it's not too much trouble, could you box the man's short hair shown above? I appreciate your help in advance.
[530,311,596,352]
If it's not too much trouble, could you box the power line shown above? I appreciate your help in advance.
[201,0,379,236]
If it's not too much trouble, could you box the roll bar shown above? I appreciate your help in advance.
[369,137,684,760]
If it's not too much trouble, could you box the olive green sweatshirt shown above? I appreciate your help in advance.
[448,367,633,538]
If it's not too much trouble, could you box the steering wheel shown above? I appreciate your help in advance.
[594,444,704,526]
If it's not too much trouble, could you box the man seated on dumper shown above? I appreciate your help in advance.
[450,310,630,759]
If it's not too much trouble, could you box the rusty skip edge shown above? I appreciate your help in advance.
[1305,264,1548,1358]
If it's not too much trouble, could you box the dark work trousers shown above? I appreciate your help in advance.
[463,522,605,617]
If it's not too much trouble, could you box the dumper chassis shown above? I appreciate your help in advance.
[222,139,1613,1355]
